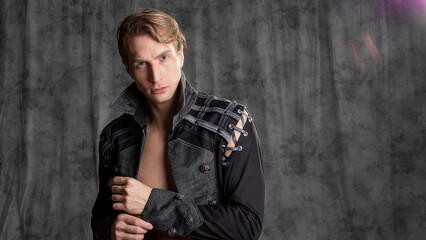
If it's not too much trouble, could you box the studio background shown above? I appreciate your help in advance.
[1,0,426,239]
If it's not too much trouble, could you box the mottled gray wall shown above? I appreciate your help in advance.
[1,0,426,239]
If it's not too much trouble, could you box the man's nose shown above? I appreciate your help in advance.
[149,63,161,82]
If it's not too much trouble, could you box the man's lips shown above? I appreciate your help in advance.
[152,87,168,94]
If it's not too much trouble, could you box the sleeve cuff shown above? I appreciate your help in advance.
[141,188,204,236]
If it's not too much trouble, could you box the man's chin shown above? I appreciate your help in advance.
[147,96,173,105]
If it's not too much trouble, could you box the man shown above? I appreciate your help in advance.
[91,8,264,240]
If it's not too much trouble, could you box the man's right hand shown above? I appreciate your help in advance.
[111,213,153,240]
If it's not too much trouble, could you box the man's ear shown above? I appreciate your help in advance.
[122,61,130,74]
[178,49,184,68]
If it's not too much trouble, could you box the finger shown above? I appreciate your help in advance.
[110,176,132,186]
[137,219,153,231]
[111,185,126,194]
[113,202,125,212]
[112,230,145,240]
[112,194,126,202]
[124,216,153,230]
[117,213,154,230]
[115,221,148,234]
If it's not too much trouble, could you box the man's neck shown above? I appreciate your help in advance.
[146,102,175,131]
[146,87,182,131]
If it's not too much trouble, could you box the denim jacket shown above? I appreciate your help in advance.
[91,73,265,240]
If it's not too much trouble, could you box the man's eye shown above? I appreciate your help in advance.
[137,62,146,66]
[161,55,168,60]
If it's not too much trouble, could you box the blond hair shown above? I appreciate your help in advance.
[117,8,187,64]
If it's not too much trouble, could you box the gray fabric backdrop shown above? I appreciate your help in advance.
[1,0,425,239]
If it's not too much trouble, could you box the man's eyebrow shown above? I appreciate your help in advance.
[131,49,173,63]
[155,49,172,59]
[131,57,145,64]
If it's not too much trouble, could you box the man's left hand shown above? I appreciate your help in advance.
[109,176,153,215]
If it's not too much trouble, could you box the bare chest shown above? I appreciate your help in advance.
[137,129,176,191]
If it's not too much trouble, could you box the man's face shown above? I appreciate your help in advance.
[124,34,184,106]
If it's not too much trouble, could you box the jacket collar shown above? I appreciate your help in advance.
[110,70,197,129]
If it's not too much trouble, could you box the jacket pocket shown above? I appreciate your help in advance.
[168,139,219,205]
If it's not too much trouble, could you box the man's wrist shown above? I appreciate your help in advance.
[140,185,153,214]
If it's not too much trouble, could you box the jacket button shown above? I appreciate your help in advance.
[167,227,177,236]
[185,216,195,226]
[114,166,119,173]
[200,164,211,173]
[221,160,229,167]
[209,199,218,205]
[176,193,185,200]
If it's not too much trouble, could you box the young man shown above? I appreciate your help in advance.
[91,8,265,240]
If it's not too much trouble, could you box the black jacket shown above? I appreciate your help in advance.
[91,73,265,240]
